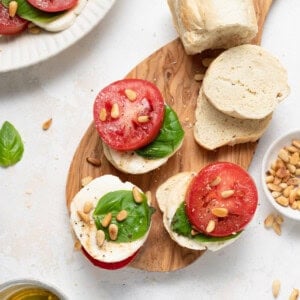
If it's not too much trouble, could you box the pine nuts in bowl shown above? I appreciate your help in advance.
[262,130,300,221]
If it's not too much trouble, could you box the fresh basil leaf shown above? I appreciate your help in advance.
[0,121,24,167]
[171,202,240,242]
[2,0,63,23]
[93,190,154,243]
[135,105,184,159]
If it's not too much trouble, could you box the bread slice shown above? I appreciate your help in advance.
[194,89,272,150]
[167,0,258,55]
[203,44,290,119]
[156,172,241,251]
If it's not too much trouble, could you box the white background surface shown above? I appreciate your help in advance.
[1,0,300,299]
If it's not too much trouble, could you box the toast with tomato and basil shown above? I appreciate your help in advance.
[93,79,184,174]
[70,174,154,270]
[156,162,258,251]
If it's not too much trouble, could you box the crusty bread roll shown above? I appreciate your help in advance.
[194,89,272,150]
[203,44,290,120]
[167,0,258,55]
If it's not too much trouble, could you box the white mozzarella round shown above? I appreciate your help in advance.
[70,175,151,263]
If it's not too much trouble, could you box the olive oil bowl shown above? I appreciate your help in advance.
[0,279,67,300]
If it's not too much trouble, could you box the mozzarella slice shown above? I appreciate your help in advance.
[103,140,183,174]
[33,0,88,32]
[156,172,241,251]
[70,175,151,263]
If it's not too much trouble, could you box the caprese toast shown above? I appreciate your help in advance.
[70,174,154,270]
[0,0,87,35]
[93,79,184,174]
[156,162,258,251]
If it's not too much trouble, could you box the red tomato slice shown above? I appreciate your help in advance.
[0,4,28,35]
[93,79,165,151]
[185,162,258,237]
[82,247,138,270]
[26,0,78,12]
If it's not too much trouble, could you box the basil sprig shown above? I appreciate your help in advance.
[2,0,63,23]
[0,121,24,167]
[93,190,155,243]
[136,105,184,159]
[171,202,240,242]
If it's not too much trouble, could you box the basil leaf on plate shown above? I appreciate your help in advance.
[171,202,240,242]
[93,190,155,243]
[0,121,24,167]
[2,0,63,23]
[136,105,184,159]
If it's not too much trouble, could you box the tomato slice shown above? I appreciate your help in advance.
[82,247,138,270]
[93,79,165,151]
[185,162,258,237]
[26,0,78,12]
[0,3,28,35]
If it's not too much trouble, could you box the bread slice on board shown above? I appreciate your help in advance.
[202,44,290,120]
[194,89,272,150]
[167,0,258,55]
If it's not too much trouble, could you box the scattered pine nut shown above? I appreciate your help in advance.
[74,239,81,251]
[275,215,284,225]
[9,1,18,17]
[116,210,128,222]
[206,220,216,233]
[132,186,143,203]
[272,222,281,236]
[83,201,93,214]
[108,224,118,240]
[99,108,107,121]
[211,207,228,218]
[221,190,235,198]
[101,213,112,228]
[137,115,150,123]
[111,103,120,119]
[86,157,101,167]
[125,89,137,101]
[264,214,275,228]
[81,176,93,187]
[77,210,90,224]
[28,25,41,34]
[191,229,199,236]
[210,176,221,187]
[289,288,299,300]
[42,118,52,130]
[96,230,105,247]
[272,279,281,298]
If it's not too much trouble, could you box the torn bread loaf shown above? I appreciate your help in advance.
[167,0,258,55]
[202,44,290,120]
[194,89,272,150]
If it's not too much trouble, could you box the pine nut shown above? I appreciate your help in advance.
[296,169,300,176]
[289,288,299,300]
[292,140,300,149]
[211,207,228,217]
[267,183,283,192]
[86,157,101,166]
[108,224,118,240]
[194,73,205,81]
[111,103,120,119]
[275,215,284,225]
[286,146,299,153]
[289,190,297,205]
[283,185,294,198]
[77,210,90,224]
[42,118,52,130]
[132,186,143,203]
[292,201,298,210]
[137,115,150,123]
[278,149,290,163]
[101,213,112,228]
[28,26,41,34]
[206,220,216,233]
[210,176,221,187]
[221,190,235,198]
[279,182,288,189]
[83,201,93,214]
[287,163,297,173]
[272,279,281,298]
[9,1,18,17]
[81,176,93,187]
[276,196,289,207]
[272,222,281,235]
[290,152,299,165]
[96,230,105,247]
[125,89,137,101]
[271,191,281,198]
[99,108,107,121]
[116,210,128,222]
[266,175,274,183]
[264,214,275,228]
[297,201,300,210]
[191,229,199,236]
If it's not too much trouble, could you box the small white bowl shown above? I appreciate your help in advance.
[261,129,300,221]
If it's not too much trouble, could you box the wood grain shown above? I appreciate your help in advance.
[66,0,273,272]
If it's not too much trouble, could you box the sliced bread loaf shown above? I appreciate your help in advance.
[202,44,290,119]
[167,0,258,55]
[194,89,272,150]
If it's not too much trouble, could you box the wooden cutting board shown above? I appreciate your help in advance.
[66,0,273,272]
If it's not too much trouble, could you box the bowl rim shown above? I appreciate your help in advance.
[0,278,67,299]
[261,129,300,221]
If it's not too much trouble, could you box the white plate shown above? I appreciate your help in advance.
[0,0,115,73]
[261,129,300,221]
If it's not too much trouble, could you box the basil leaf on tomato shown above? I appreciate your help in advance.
[0,121,24,167]
[93,190,154,243]
[2,0,63,23]
[136,105,184,159]
[171,202,240,242]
